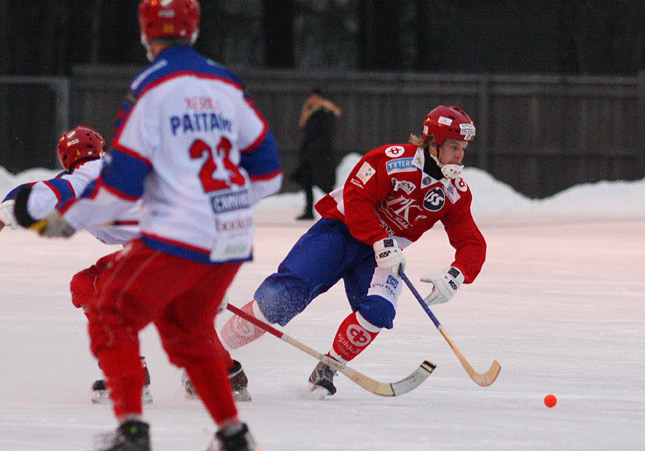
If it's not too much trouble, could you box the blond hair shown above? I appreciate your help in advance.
[409,132,434,148]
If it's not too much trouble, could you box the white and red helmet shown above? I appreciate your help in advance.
[57,125,105,171]
[422,105,476,147]
[138,0,200,45]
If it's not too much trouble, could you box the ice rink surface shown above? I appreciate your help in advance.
[1,165,644,450]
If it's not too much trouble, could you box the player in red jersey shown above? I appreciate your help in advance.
[221,105,486,398]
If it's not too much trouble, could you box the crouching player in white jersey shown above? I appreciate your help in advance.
[14,1,282,450]
[0,125,157,404]
[221,105,487,398]
[1,125,252,406]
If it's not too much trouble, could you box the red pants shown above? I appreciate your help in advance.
[69,251,235,370]
[70,251,120,309]
[86,238,240,424]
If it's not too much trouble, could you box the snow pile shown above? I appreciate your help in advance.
[2,155,643,218]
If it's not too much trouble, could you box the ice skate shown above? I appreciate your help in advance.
[92,357,152,405]
[210,423,258,451]
[183,360,251,402]
[228,360,252,401]
[308,361,337,398]
[93,419,150,451]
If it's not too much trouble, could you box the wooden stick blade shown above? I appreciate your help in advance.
[439,326,501,387]
[228,304,436,397]
[468,360,501,387]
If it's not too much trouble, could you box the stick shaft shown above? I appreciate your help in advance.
[225,303,435,396]
[399,270,501,387]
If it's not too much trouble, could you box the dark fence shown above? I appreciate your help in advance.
[0,76,70,173]
[2,67,644,198]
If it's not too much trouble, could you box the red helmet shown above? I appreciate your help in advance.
[57,125,105,171]
[422,105,476,147]
[138,0,200,44]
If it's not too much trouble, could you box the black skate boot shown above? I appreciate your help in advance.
[228,360,252,401]
[308,361,338,398]
[94,419,150,451]
[212,423,258,451]
[183,360,251,402]
[92,357,153,405]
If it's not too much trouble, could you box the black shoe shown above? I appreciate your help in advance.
[94,419,150,451]
[182,360,251,402]
[308,361,337,397]
[228,360,252,401]
[92,357,153,405]
[214,423,258,451]
[296,212,314,220]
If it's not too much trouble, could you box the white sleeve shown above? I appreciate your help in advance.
[26,183,60,220]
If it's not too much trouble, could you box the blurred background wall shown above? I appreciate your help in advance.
[1,0,644,197]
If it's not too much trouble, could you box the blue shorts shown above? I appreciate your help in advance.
[254,218,397,329]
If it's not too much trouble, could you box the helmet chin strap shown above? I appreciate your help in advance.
[430,154,463,179]
[141,35,155,62]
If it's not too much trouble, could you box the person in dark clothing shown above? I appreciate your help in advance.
[292,88,342,220]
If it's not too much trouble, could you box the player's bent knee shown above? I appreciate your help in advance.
[254,276,312,326]
[356,297,396,329]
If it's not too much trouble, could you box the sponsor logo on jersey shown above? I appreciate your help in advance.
[384,145,406,158]
[356,161,376,185]
[169,112,233,135]
[443,180,461,204]
[421,176,436,188]
[223,242,251,256]
[214,216,253,232]
[350,177,364,188]
[386,157,415,174]
[455,177,468,192]
[210,190,250,213]
[423,187,445,211]
[391,178,416,194]
[377,195,425,229]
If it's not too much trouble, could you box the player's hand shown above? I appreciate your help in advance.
[420,267,464,305]
[35,210,76,238]
[373,238,406,276]
[0,199,17,230]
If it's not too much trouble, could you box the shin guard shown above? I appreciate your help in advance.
[220,301,267,350]
[331,311,381,362]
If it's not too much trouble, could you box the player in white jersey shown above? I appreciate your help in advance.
[3,125,252,406]
[14,1,281,450]
[0,125,156,403]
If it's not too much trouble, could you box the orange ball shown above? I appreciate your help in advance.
[544,394,557,408]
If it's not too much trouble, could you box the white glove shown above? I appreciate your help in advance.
[36,210,76,238]
[421,267,464,305]
[0,200,17,230]
[373,238,406,275]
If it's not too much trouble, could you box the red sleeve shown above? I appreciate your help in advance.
[441,190,487,284]
[341,147,393,246]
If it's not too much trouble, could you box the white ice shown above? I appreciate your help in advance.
[1,158,644,450]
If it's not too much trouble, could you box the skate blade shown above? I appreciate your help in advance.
[92,388,153,405]
[233,389,252,402]
[142,386,153,405]
[184,389,199,400]
[184,388,252,402]
[91,390,111,404]
[308,383,332,400]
